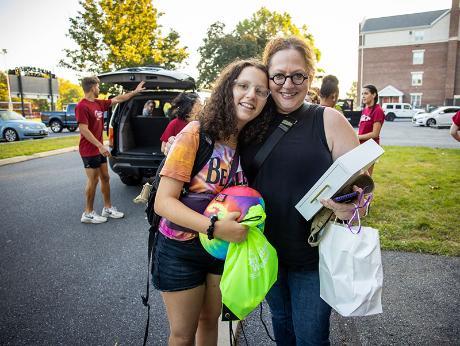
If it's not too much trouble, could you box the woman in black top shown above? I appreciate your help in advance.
[240,37,364,345]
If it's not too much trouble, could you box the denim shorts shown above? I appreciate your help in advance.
[152,232,225,292]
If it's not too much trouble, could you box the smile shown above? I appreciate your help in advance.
[239,102,255,110]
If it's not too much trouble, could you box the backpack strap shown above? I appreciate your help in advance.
[142,127,214,346]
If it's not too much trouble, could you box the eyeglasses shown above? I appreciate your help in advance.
[269,73,309,86]
[233,81,271,99]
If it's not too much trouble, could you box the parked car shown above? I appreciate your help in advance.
[382,103,422,121]
[412,106,460,127]
[41,103,79,133]
[101,66,195,185]
[0,110,48,142]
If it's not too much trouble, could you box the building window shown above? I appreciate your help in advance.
[411,72,423,86]
[413,50,424,65]
[414,31,424,41]
[410,93,422,107]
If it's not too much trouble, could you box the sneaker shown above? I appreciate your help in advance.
[133,182,152,204]
[102,206,124,219]
[81,211,108,224]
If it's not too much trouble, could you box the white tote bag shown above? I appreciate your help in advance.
[318,221,383,317]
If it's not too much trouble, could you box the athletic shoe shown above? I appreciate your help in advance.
[102,206,124,219]
[133,182,152,204]
[81,211,108,224]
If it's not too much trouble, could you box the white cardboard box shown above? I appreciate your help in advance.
[295,139,384,221]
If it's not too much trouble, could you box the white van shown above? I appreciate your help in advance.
[382,103,422,121]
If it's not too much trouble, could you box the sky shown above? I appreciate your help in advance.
[0,0,452,96]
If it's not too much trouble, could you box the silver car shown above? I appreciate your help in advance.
[412,106,460,127]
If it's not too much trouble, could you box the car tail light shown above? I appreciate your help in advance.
[108,127,114,147]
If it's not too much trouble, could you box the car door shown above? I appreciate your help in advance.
[402,104,412,118]
[438,108,459,126]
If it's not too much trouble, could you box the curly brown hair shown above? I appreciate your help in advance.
[199,59,274,145]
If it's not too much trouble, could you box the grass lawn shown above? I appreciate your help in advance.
[365,146,460,256]
[0,133,108,159]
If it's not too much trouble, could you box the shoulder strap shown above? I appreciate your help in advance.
[252,103,312,173]
[191,128,215,178]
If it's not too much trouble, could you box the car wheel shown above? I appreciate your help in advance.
[4,128,18,142]
[119,175,142,186]
[50,120,63,133]
[426,118,436,127]
[385,113,395,121]
[68,126,77,132]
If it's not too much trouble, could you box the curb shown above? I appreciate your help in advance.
[0,140,109,167]
[0,146,79,167]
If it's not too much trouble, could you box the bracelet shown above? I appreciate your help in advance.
[207,215,218,240]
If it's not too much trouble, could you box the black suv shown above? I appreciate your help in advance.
[99,66,196,185]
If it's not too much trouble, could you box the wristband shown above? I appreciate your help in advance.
[207,215,218,240]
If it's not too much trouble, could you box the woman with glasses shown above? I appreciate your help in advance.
[240,36,366,345]
[153,59,271,345]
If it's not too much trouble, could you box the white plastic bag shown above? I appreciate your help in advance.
[318,221,383,316]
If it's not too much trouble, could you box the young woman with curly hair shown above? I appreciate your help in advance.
[153,58,272,345]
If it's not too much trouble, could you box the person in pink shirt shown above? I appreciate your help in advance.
[358,84,385,175]
[450,110,460,142]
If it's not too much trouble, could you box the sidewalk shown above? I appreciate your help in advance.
[237,251,460,345]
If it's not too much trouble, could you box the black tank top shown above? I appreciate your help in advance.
[240,104,333,270]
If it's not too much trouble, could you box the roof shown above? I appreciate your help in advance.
[379,85,403,97]
[361,9,449,33]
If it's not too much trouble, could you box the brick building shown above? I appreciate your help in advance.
[358,0,460,108]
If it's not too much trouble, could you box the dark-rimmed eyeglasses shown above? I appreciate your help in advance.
[269,73,309,86]
[233,80,271,99]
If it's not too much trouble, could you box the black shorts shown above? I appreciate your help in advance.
[152,232,225,292]
[81,154,107,169]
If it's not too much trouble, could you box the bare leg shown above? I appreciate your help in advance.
[196,274,222,346]
[84,168,99,213]
[162,284,206,346]
[99,163,112,208]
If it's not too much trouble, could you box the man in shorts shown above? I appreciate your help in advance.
[76,76,145,223]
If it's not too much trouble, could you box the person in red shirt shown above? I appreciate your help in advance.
[450,110,460,142]
[133,92,202,204]
[76,76,145,224]
[160,92,202,153]
[358,84,385,175]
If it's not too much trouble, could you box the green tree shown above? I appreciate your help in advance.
[0,73,8,101]
[57,78,84,110]
[346,81,358,107]
[197,7,321,88]
[60,0,188,74]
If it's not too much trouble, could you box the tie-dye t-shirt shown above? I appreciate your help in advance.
[158,121,246,241]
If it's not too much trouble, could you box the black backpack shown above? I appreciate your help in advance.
[141,129,214,346]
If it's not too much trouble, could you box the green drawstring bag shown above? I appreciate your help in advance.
[220,204,278,320]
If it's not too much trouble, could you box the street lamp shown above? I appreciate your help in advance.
[0,49,13,111]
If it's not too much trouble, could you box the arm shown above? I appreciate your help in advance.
[161,141,167,153]
[322,108,366,220]
[154,176,248,242]
[79,123,110,157]
[450,123,460,142]
[358,121,383,142]
[324,107,360,161]
[110,81,146,105]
